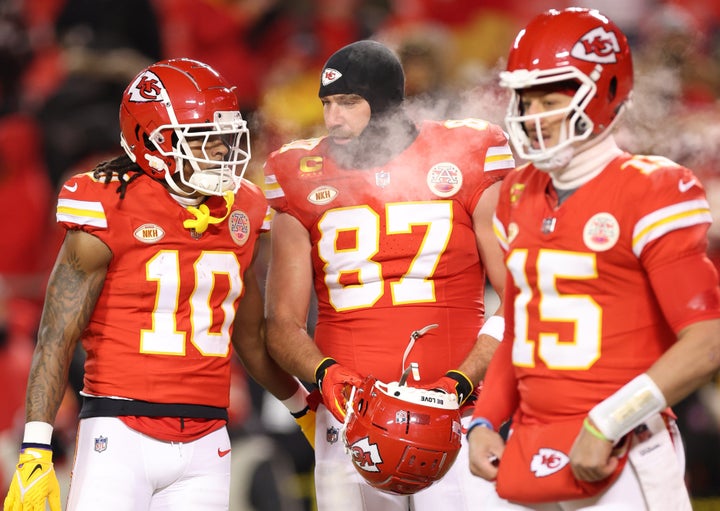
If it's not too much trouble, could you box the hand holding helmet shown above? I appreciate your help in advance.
[414,369,475,406]
[342,376,463,495]
[314,357,364,422]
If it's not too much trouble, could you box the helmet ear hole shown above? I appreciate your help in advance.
[608,77,617,102]
[356,397,366,415]
[142,133,154,151]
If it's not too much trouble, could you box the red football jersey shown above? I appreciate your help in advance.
[494,153,720,423]
[264,119,514,383]
[56,171,269,408]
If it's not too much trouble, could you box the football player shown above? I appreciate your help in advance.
[3,58,313,511]
[263,40,515,510]
[467,8,720,510]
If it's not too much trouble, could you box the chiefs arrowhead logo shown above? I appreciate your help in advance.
[128,71,165,102]
[349,437,383,473]
[321,68,342,86]
[530,448,569,477]
[571,27,621,64]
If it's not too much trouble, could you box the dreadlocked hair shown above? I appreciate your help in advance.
[92,153,145,199]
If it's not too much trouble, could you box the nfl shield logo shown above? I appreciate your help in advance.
[94,436,108,453]
[375,171,390,188]
[326,427,339,444]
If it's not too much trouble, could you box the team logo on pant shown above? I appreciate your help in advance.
[326,427,339,444]
[94,436,108,453]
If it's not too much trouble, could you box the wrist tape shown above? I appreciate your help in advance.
[281,379,310,415]
[23,421,53,445]
[588,373,666,442]
[479,315,505,342]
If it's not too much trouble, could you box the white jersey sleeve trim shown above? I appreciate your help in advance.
[632,199,712,257]
[484,144,515,172]
[57,198,107,228]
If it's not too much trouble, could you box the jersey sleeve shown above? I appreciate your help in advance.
[263,153,289,214]
[471,337,519,429]
[263,137,324,216]
[56,171,114,234]
[471,267,521,428]
[237,177,271,235]
[627,159,720,331]
[443,119,514,213]
[492,164,527,253]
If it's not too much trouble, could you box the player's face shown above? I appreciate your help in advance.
[186,135,229,166]
[173,135,229,195]
[519,91,574,149]
[321,94,371,144]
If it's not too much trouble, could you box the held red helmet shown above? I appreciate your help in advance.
[342,376,462,495]
[500,8,633,168]
[119,58,250,196]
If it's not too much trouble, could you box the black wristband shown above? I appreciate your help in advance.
[445,369,474,405]
[290,405,310,419]
[21,442,52,451]
[314,357,338,388]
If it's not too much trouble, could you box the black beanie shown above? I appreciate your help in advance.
[319,40,405,115]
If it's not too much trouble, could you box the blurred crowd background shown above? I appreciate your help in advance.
[0,0,718,509]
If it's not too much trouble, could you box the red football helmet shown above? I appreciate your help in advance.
[500,8,633,168]
[119,58,250,196]
[342,376,462,495]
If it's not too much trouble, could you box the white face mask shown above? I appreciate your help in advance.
[501,67,597,171]
[122,110,251,198]
[160,111,250,196]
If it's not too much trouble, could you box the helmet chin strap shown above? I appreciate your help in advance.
[183,191,235,234]
[340,384,358,455]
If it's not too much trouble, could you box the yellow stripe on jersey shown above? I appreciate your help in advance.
[632,199,712,257]
[57,198,108,228]
[493,214,509,251]
[263,174,284,200]
[262,205,273,231]
[485,144,515,172]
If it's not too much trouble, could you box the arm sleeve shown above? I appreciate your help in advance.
[471,270,519,428]
[471,338,518,428]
